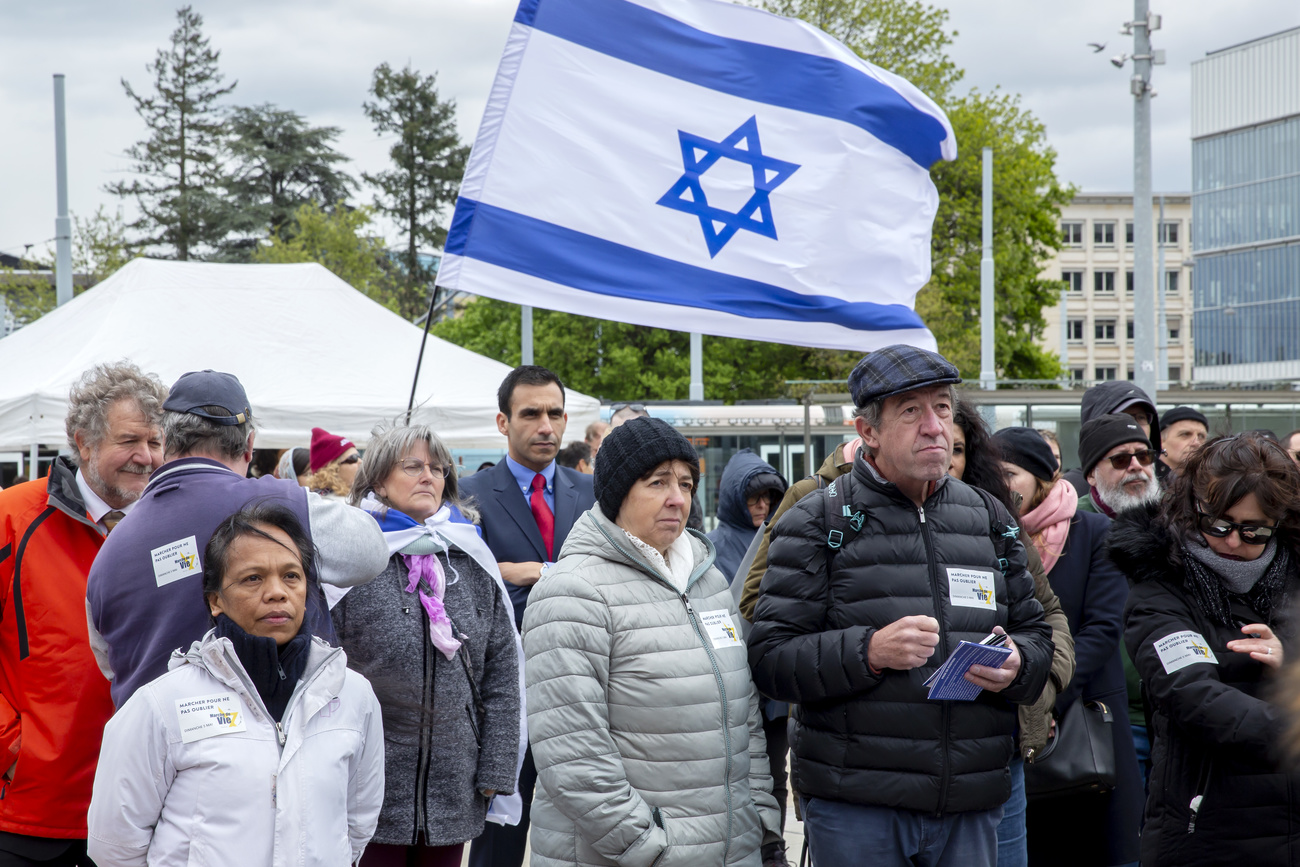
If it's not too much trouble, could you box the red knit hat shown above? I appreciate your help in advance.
[310,427,354,473]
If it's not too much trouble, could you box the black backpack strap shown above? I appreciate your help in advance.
[971,486,1021,577]
[821,471,867,556]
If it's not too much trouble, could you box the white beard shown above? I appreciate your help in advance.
[1096,470,1161,512]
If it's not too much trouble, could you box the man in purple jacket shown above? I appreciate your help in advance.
[85,370,389,707]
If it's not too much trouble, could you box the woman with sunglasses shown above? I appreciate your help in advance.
[1109,433,1300,866]
[306,426,363,498]
[330,425,523,867]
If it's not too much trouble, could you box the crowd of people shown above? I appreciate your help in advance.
[0,347,1298,867]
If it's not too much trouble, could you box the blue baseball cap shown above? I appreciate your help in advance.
[162,370,251,426]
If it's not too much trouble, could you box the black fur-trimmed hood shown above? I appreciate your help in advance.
[1105,503,1177,586]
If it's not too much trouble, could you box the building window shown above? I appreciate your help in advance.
[1125,221,1134,245]
[1094,270,1116,293]
[1165,270,1179,294]
[1127,369,1136,381]
[1062,270,1084,292]
[1071,368,1086,383]
[1094,221,1116,246]
[1095,319,1116,342]
[1067,319,1084,342]
[1126,319,1135,341]
[1168,365,1182,382]
[1062,222,1083,246]
[1126,270,1134,292]
[1168,319,1180,341]
[1095,366,1117,381]
[1160,221,1179,245]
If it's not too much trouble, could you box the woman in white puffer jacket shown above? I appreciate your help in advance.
[87,502,385,867]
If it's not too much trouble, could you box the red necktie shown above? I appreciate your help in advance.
[530,473,555,560]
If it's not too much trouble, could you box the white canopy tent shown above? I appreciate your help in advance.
[0,259,600,453]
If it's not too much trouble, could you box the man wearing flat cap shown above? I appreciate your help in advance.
[86,370,390,708]
[748,345,1052,867]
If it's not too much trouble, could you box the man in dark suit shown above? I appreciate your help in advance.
[462,365,595,867]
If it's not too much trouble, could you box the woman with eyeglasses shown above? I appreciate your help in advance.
[330,425,523,867]
[1109,433,1300,867]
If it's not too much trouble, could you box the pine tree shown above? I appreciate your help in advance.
[107,5,236,260]
[362,63,470,320]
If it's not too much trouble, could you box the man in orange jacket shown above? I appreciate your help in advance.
[0,362,166,866]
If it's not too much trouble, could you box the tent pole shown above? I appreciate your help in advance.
[406,286,440,425]
[29,443,38,479]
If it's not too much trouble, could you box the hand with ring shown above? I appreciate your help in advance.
[1226,623,1284,671]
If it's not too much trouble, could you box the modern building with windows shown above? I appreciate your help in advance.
[1191,26,1300,382]
[1039,193,1194,386]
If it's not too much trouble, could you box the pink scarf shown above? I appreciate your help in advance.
[403,553,462,660]
[1018,479,1078,574]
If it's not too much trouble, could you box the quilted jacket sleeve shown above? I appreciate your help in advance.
[522,566,667,867]
[86,687,176,867]
[746,495,884,704]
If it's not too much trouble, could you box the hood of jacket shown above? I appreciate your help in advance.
[560,504,718,590]
[714,450,784,530]
[169,627,345,722]
[1081,381,1161,455]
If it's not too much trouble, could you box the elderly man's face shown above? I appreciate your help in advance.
[858,385,953,499]
[1161,420,1207,472]
[76,399,164,508]
[1087,441,1159,510]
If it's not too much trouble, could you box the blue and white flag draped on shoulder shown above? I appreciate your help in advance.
[438,0,956,352]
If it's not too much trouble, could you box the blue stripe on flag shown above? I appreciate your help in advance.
[445,198,927,332]
[516,0,948,169]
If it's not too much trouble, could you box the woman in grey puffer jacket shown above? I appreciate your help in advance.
[523,418,782,867]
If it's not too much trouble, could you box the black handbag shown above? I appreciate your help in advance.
[1024,699,1117,801]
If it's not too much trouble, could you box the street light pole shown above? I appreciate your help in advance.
[1129,1,1159,399]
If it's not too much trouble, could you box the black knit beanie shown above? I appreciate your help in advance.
[1078,413,1150,477]
[594,417,699,520]
[993,427,1059,482]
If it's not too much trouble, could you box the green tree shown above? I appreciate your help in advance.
[223,103,355,258]
[433,297,829,401]
[252,202,397,306]
[756,0,1071,381]
[1,207,135,326]
[108,5,236,260]
[73,206,136,286]
[362,63,470,320]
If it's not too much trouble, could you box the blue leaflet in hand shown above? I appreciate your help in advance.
[925,640,1013,701]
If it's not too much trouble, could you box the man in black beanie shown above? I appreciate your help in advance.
[1064,381,1163,495]
[1077,413,1161,517]
[1158,406,1208,478]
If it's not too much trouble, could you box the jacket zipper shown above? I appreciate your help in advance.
[1187,756,1215,834]
[917,503,953,815]
[592,522,735,862]
[413,607,435,844]
[681,591,735,862]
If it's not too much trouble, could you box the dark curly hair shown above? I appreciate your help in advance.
[1161,432,1300,555]
[953,399,1015,515]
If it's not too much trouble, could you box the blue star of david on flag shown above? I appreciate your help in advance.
[656,116,800,258]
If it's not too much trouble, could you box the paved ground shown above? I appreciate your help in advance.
[459,766,805,866]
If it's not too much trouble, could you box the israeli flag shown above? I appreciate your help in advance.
[438,0,956,352]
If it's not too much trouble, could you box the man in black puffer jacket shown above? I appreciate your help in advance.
[748,345,1052,867]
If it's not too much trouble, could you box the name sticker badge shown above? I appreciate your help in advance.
[947,568,997,610]
[700,610,743,650]
[1154,630,1218,674]
[176,693,247,743]
[152,536,202,588]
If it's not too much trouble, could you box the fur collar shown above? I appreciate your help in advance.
[1105,503,1178,587]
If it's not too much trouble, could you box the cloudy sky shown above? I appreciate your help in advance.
[2,0,1295,262]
